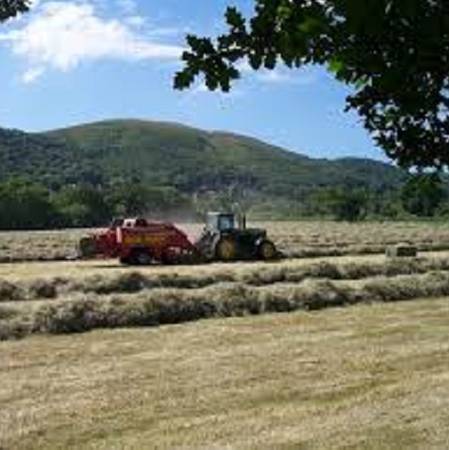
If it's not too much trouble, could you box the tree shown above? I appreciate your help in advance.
[106,182,192,219]
[401,173,446,217]
[0,0,30,22]
[319,187,369,221]
[0,178,58,229]
[52,185,113,227]
[174,0,449,169]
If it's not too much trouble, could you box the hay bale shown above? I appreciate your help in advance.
[386,243,418,258]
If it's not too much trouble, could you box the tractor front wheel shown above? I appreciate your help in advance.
[258,240,277,261]
[215,238,237,262]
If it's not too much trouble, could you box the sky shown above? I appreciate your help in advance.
[0,0,386,161]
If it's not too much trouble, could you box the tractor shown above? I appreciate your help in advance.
[195,212,278,262]
[78,212,278,265]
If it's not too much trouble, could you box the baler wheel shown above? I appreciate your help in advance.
[78,237,96,258]
[129,249,152,266]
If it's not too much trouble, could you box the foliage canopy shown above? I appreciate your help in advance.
[0,0,29,22]
[175,0,449,169]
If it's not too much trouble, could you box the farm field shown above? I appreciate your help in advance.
[2,221,449,340]
[2,221,449,262]
[1,298,449,449]
[1,221,449,448]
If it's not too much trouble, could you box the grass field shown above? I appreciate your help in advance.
[1,298,448,449]
[1,221,449,448]
[2,251,449,340]
[3,221,449,262]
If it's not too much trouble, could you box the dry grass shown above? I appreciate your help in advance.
[3,221,449,262]
[1,222,449,448]
[0,229,86,262]
[0,298,448,449]
[2,253,449,303]
[2,262,449,339]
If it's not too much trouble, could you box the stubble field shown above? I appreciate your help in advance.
[1,221,449,449]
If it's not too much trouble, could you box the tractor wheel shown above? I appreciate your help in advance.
[215,238,237,262]
[129,249,152,266]
[258,240,277,261]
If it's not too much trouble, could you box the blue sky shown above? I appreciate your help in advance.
[0,0,386,161]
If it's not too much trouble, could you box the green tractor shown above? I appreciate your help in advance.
[196,212,278,262]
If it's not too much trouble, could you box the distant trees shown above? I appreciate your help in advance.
[401,173,446,217]
[312,187,369,222]
[0,178,58,229]
[307,176,449,221]
[107,182,191,218]
[0,174,448,230]
[0,178,193,230]
[53,185,112,227]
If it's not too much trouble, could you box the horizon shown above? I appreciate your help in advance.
[0,0,387,163]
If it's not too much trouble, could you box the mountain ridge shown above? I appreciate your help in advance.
[0,118,405,198]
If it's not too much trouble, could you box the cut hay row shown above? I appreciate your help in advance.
[2,270,449,340]
[285,242,449,258]
[3,255,449,303]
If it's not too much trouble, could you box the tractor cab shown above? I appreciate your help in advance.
[196,211,277,262]
[206,212,237,232]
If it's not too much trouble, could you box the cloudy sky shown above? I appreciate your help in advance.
[0,0,385,161]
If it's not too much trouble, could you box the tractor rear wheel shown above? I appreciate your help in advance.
[258,240,277,261]
[215,238,237,261]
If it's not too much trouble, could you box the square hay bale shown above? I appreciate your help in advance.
[386,243,418,258]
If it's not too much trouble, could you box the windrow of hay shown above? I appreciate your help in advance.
[2,271,449,340]
[2,256,449,302]
[285,242,449,258]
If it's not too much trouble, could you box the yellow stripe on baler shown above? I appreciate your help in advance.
[123,234,166,246]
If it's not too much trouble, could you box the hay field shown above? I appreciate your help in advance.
[2,221,449,340]
[1,221,449,448]
[2,250,449,340]
[1,298,448,450]
[2,221,449,262]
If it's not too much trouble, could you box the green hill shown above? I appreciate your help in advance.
[0,119,405,198]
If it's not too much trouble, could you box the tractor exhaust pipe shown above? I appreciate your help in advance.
[237,213,246,230]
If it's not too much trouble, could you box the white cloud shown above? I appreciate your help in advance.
[256,69,317,85]
[22,67,45,83]
[237,60,318,86]
[0,1,183,82]
[185,82,244,102]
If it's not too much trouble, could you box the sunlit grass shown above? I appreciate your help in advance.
[1,298,448,449]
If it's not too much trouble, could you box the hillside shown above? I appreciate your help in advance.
[0,119,405,197]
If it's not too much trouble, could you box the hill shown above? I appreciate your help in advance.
[0,119,405,198]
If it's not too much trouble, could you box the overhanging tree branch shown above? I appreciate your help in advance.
[0,0,30,22]
[174,0,449,169]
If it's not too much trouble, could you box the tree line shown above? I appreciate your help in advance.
[0,173,446,230]
[0,179,192,230]
[304,172,447,221]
